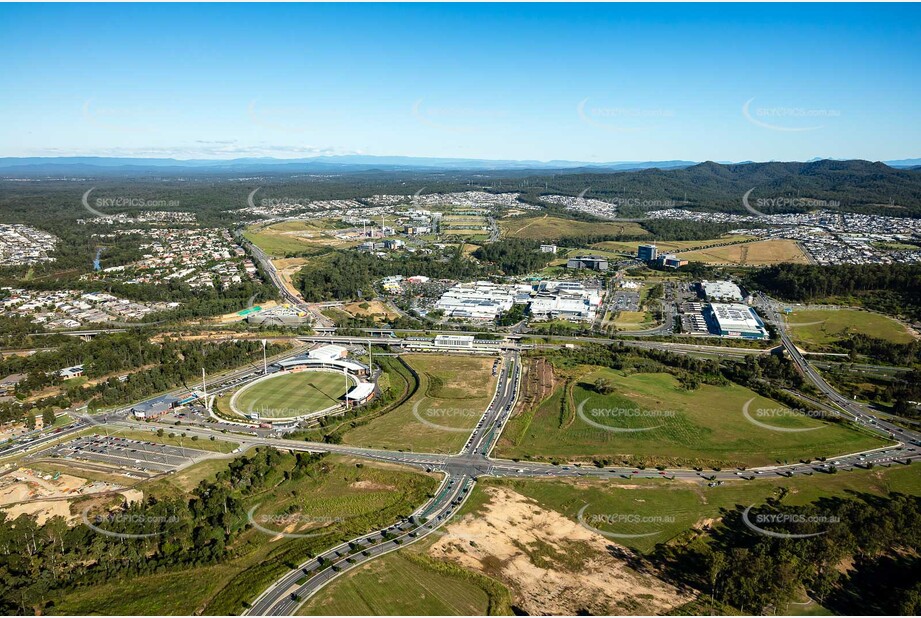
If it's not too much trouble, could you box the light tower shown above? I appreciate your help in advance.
[201,367,208,410]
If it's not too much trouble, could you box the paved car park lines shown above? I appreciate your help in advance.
[47,435,210,474]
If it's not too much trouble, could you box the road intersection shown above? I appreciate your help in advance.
[7,306,921,615]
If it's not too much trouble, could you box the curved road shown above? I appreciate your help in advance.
[16,328,921,614]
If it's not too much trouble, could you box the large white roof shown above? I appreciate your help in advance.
[345,382,375,400]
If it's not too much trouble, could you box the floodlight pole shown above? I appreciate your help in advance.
[201,368,207,405]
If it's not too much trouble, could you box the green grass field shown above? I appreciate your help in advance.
[591,235,756,255]
[244,220,354,257]
[465,463,921,554]
[500,215,649,241]
[497,369,886,468]
[785,308,916,347]
[342,354,498,453]
[53,455,437,616]
[233,370,350,419]
[298,552,493,616]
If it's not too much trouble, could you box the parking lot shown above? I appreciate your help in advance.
[611,291,641,312]
[46,435,210,474]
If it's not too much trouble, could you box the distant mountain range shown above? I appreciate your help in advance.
[521,159,921,214]
[0,154,918,177]
[0,155,700,176]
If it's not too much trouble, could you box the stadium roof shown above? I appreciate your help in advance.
[345,383,375,400]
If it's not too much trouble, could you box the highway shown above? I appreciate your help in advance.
[756,292,920,446]
[236,336,919,614]
[10,320,921,615]
[238,235,334,328]
[245,351,521,615]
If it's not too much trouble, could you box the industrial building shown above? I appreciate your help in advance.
[699,280,744,302]
[529,280,604,322]
[566,255,609,271]
[433,334,475,348]
[131,394,180,419]
[658,254,688,269]
[707,303,768,339]
[434,281,525,321]
[434,279,603,323]
[308,344,349,361]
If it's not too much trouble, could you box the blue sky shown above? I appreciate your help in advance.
[1,3,918,162]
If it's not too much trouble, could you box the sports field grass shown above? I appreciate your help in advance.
[342,354,498,453]
[497,369,885,468]
[675,238,810,265]
[233,370,350,419]
[298,551,493,616]
[53,455,437,616]
[785,308,916,347]
[591,235,756,255]
[466,463,920,554]
[612,310,653,330]
[499,215,649,241]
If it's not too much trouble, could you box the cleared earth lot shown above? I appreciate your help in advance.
[306,465,919,617]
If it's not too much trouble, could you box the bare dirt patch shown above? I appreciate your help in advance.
[342,300,399,321]
[0,467,134,524]
[428,486,693,615]
[349,480,396,491]
[517,357,556,417]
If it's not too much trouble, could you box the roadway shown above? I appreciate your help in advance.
[237,339,919,614]
[245,351,521,615]
[756,292,920,446]
[10,322,921,614]
[239,235,334,328]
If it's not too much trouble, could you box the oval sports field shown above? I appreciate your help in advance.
[230,370,354,419]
